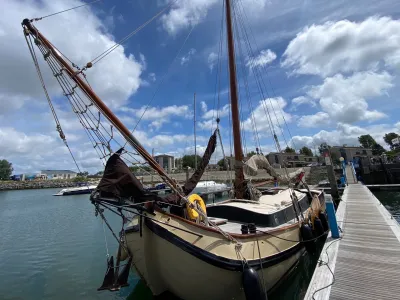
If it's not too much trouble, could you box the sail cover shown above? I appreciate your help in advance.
[243,154,304,183]
[95,150,160,203]
[243,154,280,179]
[95,129,217,204]
[183,129,217,194]
[164,129,217,203]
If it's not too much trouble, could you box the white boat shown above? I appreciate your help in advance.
[192,180,228,194]
[53,184,97,196]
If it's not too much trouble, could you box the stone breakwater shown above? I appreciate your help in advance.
[0,180,78,191]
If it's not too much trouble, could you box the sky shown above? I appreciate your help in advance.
[2,0,400,174]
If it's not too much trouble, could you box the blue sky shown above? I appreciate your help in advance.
[1,0,400,174]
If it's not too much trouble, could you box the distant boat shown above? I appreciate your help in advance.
[53,184,97,196]
[192,180,228,194]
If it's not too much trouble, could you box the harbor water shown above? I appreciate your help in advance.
[5,188,396,299]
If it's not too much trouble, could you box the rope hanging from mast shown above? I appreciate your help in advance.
[23,27,84,174]
[87,0,178,67]
[30,0,103,22]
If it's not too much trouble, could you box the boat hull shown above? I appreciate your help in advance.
[125,212,305,299]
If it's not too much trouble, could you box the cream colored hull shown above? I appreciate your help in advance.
[125,211,305,299]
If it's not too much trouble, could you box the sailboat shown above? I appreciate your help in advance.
[22,0,328,299]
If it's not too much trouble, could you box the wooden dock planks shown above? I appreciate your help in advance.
[305,184,400,300]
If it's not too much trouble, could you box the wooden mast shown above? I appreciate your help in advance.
[22,19,179,190]
[225,0,245,198]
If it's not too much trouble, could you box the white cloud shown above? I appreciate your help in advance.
[0,0,145,114]
[246,49,277,69]
[200,101,208,113]
[298,112,330,128]
[290,96,316,111]
[306,71,392,124]
[121,104,190,130]
[202,104,230,119]
[181,48,196,65]
[241,97,292,134]
[0,127,58,157]
[0,127,99,173]
[198,119,216,130]
[282,16,400,76]
[292,122,397,149]
[148,73,156,82]
[207,52,218,71]
[160,0,219,35]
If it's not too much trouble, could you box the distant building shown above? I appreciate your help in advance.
[329,146,373,163]
[154,155,175,173]
[206,164,220,171]
[266,152,320,168]
[41,170,77,180]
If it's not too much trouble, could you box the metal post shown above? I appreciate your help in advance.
[324,150,340,200]
[186,167,190,181]
[325,194,340,238]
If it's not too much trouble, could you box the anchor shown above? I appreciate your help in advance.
[98,243,132,291]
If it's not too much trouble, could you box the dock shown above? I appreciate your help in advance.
[305,182,400,299]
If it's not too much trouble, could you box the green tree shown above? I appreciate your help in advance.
[217,158,228,170]
[299,146,313,156]
[182,154,202,169]
[383,132,399,150]
[358,134,377,149]
[246,151,256,157]
[372,143,386,155]
[358,134,386,155]
[318,143,331,155]
[284,146,295,153]
[77,171,89,177]
[0,159,13,180]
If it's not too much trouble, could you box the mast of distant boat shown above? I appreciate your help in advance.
[225,0,246,199]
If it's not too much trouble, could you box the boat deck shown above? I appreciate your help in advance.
[305,183,400,299]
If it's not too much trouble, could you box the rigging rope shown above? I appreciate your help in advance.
[23,19,240,245]
[231,4,262,153]
[124,23,196,145]
[236,0,296,150]
[237,0,297,151]
[24,30,83,175]
[211,0,226,134]
[88,0,178,67]
[31,0,102,22]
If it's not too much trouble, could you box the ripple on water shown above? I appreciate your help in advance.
[0,189,132,300]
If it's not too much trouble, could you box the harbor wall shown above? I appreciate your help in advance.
[0,180,82,191]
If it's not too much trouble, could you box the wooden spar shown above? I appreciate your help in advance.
[22,19,177,190]
[225,0,245,199]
